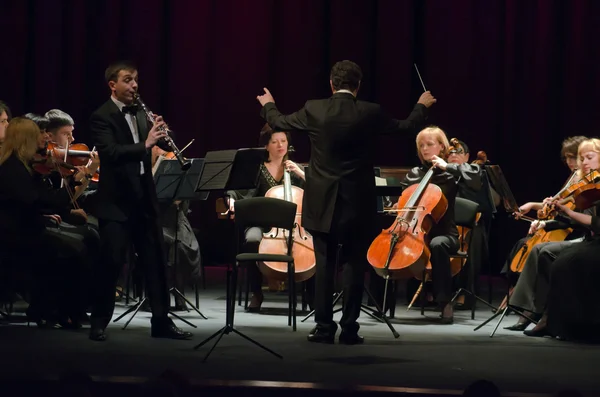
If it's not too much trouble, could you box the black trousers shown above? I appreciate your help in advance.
[90,206,170,330]
[307,202,376,335]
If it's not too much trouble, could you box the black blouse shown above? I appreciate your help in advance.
[0,153,72,239]
[227,163,305,200]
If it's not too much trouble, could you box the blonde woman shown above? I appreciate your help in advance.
[399,126,480,323]
[524,138,600,341]
[0,117,77,327]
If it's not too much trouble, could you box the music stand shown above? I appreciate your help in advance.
[193,148,281,361]
[473,165,538,337]
[112,158,208,330]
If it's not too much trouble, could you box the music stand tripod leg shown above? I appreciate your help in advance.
[301,290,343,322]
[113,296,148,330]
[193,262,283,362]
[363,279,400,338]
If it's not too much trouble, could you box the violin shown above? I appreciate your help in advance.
[559,169,600,210]
[31,150,77,176]
[258,147,316,283]
[47,141,100,182]
[368,166,448,280]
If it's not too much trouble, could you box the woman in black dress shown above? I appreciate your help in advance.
[227,123,308,312]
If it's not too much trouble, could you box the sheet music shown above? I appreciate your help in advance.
[375,176,388,186]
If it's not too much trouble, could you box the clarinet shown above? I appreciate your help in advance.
[133,93,191,170]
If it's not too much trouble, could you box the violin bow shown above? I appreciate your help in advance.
[414,63,427,92]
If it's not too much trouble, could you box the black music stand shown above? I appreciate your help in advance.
[473,165,537,337]
[193,148,281,362]
[112,158,208,330]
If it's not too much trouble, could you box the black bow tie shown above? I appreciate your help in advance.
[122,104,139,115]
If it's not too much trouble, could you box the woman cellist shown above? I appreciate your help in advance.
[226,123,314,312]
[517,138,600,340]
[398,126,480,323]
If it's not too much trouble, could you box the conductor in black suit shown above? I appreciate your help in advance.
[257,60,436,344]
[88,61,193,341]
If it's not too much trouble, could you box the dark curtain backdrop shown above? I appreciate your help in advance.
[3,0,600,273]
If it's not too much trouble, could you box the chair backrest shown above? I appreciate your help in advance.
[233,197,297,231]
[454,197,479,228]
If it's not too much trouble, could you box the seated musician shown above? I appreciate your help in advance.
[500,136,585,275]
[400,126,481,323]
[0,100,10,146]
[446,138,497,309]
[226,123,313,312]
[151,145,202,310]
[501,136,589,330]
[0,117,85,328]
[44,109,101,224]
[24,112,100,325]
[516,138,600,341]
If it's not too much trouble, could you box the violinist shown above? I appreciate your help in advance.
[151,145,202,310]
[517,136,584,218]
[399,127,479,323]
[44,109,101,221]
[24,113,101,321]
[226,123,310,312]
[0,100,10,145]
[257,60,435,344]
[501,136,586,275]
[502,136,590,330]
[0,118,84,328]
[517,138,600,341]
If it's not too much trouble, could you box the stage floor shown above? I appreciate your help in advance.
[1,267,599,396]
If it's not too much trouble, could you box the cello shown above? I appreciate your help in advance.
[367,165,448,282]
[258,148,316,283]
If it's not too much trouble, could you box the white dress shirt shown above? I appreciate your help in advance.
[111,96,145,175]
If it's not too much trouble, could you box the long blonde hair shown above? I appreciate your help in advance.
[577,138,600,179]
[415,126,450,163]
[0,118,41,169]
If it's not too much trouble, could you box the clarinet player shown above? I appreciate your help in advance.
[88,60,193,341]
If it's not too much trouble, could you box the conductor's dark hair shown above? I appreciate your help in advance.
[330,60,363,92]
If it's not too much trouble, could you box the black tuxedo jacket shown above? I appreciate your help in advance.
[90,99,170,222]
[261,92,429,233]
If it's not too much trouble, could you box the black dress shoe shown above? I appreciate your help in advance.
[307,329,335,344]
[339,332,364,345]
[89,328,107,342]
[151,323,193,340]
